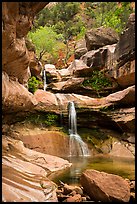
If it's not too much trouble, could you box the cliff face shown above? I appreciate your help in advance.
[2,2,48,115]
[2,2,48,85]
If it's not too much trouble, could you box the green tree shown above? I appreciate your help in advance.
[32,2,86,65]
[27,26,64,61]
[85,2,133,33]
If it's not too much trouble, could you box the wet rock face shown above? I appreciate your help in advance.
[2,2,48,85]
[34,85,135,134]
[80,169,130,202]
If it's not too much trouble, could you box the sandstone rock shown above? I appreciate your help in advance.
[2,135,71,202]
[74,38,88,59]
[108,107,135,133]
[64,194,82,202]
[105,13,135,88]
[34,90,60,113]
[109,140,134,158]
[63,184,83,195]
[106,85,135,106]
[68,59,90,77]
[29,53,43,80]
[2,72,38,113]
[34,85,134,134]
[35,85,134,116]
[48,78,84,93]
[44,64,56,69]
[2,136,71,173]
[106,59,135,88]
[8,123,70,157]
[81,46,108,69]
[44,64,61,83]
[115,60,135,88]
[58,68,72,79]
[85,27,119,51]
[115,13,135,61]
[2,2,48,85]
[80,169,130,202]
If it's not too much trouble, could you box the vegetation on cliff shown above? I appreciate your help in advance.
[27,2,133,65]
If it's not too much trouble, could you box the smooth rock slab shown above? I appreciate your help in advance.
[2,136,71,202]
[80,169,130,202]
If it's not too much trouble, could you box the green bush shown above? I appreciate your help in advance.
[26,113,58,126]
[83,71,112,93]
[28,76,42,94]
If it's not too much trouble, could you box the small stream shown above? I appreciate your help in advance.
[51,154,135,186]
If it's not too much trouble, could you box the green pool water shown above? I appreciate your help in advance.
[52,155,135,185]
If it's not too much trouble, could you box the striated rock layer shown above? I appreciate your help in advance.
[2,136,71,202]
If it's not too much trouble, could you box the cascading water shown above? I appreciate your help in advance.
[68,101,90,157]
[43,69,47,91]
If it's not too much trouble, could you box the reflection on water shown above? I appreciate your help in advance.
[52,155,135,185]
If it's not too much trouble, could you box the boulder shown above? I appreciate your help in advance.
[44,64,61,83]
[26,38,42,80]
[109,140,134,158]
[64,194,82,202]
[68,59,90,77]
[63,184,83,195]
[116,60,135,88]
[29,54,43,80]
[74,38,88,59]
[58,68,72,79]
[106,59,135,88]
[80,169,130,202]
[81,46,108,68]
[85,27,119,51]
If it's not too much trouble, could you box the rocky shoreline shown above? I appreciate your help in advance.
[55,176,135,202]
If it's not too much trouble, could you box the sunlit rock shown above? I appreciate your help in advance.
[80,169,130,202]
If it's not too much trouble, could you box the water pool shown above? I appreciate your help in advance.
[51,154,135,186]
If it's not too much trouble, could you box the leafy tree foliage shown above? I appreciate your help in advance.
[34,2,86,40]
[27,26,64,61]
[28,2,134,67]
[85,2,133,33]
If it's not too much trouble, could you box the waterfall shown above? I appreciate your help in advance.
[68,101,89,157]
[43,69,47,91]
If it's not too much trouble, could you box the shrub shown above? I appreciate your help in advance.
[28,76,42,94]
[83,70,112,96]
[26,113,58,126]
